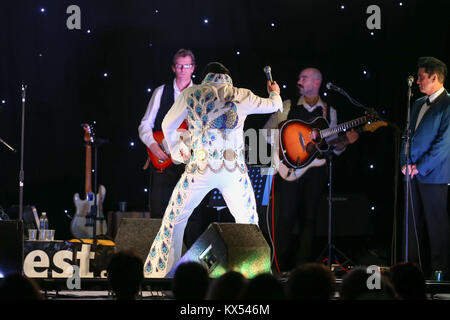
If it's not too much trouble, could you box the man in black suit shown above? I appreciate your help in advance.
[400,56,450,279]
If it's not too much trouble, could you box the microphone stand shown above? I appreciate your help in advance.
[403,80,414,263]
[19,85,27,222]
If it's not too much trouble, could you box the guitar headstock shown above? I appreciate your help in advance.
[364,120,388,132]
[82,123,96,144]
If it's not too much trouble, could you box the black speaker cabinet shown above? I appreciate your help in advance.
[0,220,24,277]
[113,218,188,263]
[166,222,271,279]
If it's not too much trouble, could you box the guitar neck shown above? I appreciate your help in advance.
[85,144,92,196]
[320,116,369,139]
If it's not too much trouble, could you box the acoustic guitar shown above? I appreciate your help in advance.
[278,113,384,181]
[71,123,107,238]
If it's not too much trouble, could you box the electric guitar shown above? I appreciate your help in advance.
[146,121,188,171]
[278,114,386,181]
[71,123,107,238]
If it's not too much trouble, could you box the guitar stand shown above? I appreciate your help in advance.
[316,152,355,275]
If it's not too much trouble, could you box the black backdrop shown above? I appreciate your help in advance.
[0,0,449,262]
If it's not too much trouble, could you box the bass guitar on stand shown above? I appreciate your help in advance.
[71,123,107,238]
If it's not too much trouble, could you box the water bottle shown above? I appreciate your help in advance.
[39,212,49,230]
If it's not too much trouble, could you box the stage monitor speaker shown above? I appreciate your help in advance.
[5,205,39,237]
[316,193,374,237]
[114,218,187,263]
[0,220,24,277]
[166,222,271,279]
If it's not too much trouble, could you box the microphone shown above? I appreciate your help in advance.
[326,82,343,93]
[407,76,414,87]
[263,66,273,83]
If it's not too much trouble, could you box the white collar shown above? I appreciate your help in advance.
[297,95,325,112]
[428,87,445,103]
[173,78,194,94]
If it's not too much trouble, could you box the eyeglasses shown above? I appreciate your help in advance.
[174,64,193,69]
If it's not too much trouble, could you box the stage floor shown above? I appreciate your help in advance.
[32,278,450,300]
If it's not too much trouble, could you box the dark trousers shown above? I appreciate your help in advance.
[149,164,185,219]
[404,178,449,278]
[273,165,328,272]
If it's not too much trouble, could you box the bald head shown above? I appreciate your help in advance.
[297,68,322,97]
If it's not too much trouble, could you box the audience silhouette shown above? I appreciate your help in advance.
[339,267,398,300]
[172,262,209,300]
[107,249,144,300]
[389,262,427,300]
[285,263,336,300]
[206,271,248,300]
[239,272,285,300]
[0,273,44,300]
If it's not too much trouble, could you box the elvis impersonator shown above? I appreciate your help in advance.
[144,62,282,278]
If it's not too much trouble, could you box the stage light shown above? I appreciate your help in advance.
[370,31,374,36]
[203,19,209,24]
[236,51,240,55]
[369,164,374,169]
[340,5,345,10]
[323,92,328,96]
[192,75,196,78]
[371,206,375,211]
[0,272,4,278]
[1,100,5,104]
[130,142,135,147]
[154,10,159,14]
[399,2,403,6]
[270,22,275,27]
[103,73,108,77]
[282,85,286,89]
[40,8,45,13]
[148,43,153,47]
[363,70,367,75]
[87,29,91,34]
[144,188,148,192]
[39,53,43,57]
[147,88,152,92]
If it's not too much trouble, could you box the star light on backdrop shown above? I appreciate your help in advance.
[7,1,413,238]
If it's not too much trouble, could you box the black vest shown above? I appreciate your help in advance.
[153,83,175,131]
[287,96,330,123]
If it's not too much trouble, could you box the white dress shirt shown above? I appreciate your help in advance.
[138,79,193,148]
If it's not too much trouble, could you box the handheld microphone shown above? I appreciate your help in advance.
[325,82,343,93]
[263,66,273,83]
[407,76,414,87]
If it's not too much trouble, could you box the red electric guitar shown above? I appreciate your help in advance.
[146,121,188,171]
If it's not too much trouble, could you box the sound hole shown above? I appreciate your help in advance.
[306,143,316,155]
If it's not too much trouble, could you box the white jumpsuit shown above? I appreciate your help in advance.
[143,73,283,278]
